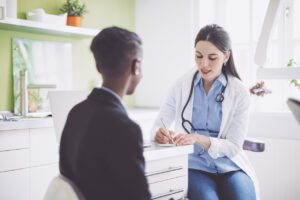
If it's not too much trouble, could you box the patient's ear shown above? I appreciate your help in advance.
[131,59,141,76]
[96,64,102,74]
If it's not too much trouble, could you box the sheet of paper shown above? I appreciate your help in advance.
[157,143,176,147]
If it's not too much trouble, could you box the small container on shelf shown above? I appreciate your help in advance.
[27,8,67,26]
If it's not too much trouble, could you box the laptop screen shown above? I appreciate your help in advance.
[49,90,89,143]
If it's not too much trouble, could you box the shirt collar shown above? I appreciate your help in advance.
[194,72,227,87]
[100,86,123,104]
[217,73,227,87]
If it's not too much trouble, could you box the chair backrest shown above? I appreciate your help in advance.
[44,175,85,200]
[243,137,265,152]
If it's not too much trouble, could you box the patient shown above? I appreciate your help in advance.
[59,27,151,200]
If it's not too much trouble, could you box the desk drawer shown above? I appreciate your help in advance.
[146,155,188,184]
[150,176,187,200]
[0,149,30,172]
[0,129,29,151]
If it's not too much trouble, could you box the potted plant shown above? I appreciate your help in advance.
[60,0,87,27]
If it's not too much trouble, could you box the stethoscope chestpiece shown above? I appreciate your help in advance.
[215,93,224,103]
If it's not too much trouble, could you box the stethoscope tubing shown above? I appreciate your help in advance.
[181,70,228,133]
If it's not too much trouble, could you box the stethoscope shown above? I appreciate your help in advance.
[181,70,228,133]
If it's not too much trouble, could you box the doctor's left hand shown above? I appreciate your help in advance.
[173,133,199,146]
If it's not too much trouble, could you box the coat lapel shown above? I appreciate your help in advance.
[219,77,234,137]
[182,71,196,133]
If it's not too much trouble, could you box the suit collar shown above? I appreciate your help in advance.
[88,88,127,115]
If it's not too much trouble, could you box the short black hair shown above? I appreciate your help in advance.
[90,26,142,77]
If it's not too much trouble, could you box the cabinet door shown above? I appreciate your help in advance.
[30,163,59,200]
[0,169,30,200]
[30,128,59,166]
[0,149,29,172]
[0,129,29,151]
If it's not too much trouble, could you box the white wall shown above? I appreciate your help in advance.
[247,113,300,200]
[246,138,300,200]
[135,0,196,107]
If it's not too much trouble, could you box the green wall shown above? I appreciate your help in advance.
[0,0,135,111]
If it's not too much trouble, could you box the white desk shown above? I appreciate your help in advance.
[144,144,193,200]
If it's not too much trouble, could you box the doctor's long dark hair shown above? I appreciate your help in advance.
[195,24,241,80]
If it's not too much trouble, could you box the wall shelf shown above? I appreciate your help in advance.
[257,67,300,79]
[0,18,99,38]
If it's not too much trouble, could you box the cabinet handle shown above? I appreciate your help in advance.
[151,188,184,199]
[146,166,183,177]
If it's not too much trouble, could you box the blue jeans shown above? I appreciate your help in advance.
[188,169,256,200]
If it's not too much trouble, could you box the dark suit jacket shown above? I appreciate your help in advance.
[59,88,151,200]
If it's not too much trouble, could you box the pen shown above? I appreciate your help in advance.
[160,118,175,144]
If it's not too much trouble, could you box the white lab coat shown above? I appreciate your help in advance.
[151,69,260,199]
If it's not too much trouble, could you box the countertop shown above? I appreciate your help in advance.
[0,117,53,131]
[1,110,299,140]
[0,109,158,131]
[144,143,193,161]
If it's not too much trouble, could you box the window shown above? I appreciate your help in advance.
[197,0,300,112]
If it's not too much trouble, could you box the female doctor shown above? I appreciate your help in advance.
[152,24,259,200]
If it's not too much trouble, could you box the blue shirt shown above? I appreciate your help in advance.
[188,73,240,173]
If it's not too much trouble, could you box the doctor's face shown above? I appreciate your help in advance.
[195,41,229,83]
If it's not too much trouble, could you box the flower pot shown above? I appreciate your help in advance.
[67,16,82,27]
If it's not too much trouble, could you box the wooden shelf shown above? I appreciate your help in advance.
[0,18,99,38]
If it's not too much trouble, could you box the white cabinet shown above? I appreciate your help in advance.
[144,144,193,200]
[0,169,30,200]
[0,149,29,171]
[0,122,59,200]
[0,129,29,151]
[30,128,59,166]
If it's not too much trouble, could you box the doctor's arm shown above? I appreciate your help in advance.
[151,83,178,143]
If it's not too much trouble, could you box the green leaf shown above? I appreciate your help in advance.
[60,0,88,16]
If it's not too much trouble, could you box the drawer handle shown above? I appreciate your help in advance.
[151,189,184,199]
[146,166,183,177]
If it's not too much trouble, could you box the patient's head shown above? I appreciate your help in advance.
[90,26,143,94]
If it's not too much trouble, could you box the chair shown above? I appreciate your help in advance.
[243,137,265,152]
[44,175,85,200]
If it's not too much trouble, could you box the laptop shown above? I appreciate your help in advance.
[49,90,89,143]
[287,98,300,125]
[49,90,152,148]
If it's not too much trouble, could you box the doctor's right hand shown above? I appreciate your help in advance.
[155,128,175,144]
